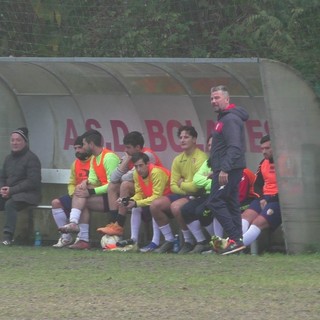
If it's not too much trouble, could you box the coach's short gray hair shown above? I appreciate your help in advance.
[210,85,229,97]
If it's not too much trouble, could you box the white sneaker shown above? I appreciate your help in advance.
[52,236,73,248]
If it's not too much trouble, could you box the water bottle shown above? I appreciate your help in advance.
[34,231,42,247]
[173,234,180,253]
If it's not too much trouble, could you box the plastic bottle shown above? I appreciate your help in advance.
[173,234,180,253]
[34,230,42,247]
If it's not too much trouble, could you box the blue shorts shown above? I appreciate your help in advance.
[59,195,72,217]
[59,193,109,217]
[249,196,282,230]
[161,194,190,219]
[167,194,189,203]
[180,195,213,226]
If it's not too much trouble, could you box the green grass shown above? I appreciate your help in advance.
[0,246,319,320]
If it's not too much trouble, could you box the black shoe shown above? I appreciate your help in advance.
[116,239,135,247]
[189,242,211,254]
[219,239,246,255]
[154,241,174,253]
[178,242,194,254]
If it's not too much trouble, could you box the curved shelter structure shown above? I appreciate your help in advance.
[0,57,319,253]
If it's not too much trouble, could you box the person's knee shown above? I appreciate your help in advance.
[120,181,134,196]
[241,209,258,223]
[252,215,269,230]
[108,182,120,194]
[150,197,167,217]
[170,203,181,217]
[150,198,160,214]
[171,199,188,217]
[51,198,62,209]
[4,199,18,211]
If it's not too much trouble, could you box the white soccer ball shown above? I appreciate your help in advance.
[100,234,121,249]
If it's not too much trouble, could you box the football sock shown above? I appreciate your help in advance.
[159,224,174,242]
[187,220,205,243]
[131,207,142,243]
[204,222,214,236]
[69,208,81,224]
[151,218,161,246]
[52,208,67,228]
[182,229,195,244]
[78,224,89,242]
[243,224,261,246]
[242,219,250,234]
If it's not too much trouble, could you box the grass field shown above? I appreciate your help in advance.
[0,245,319,320]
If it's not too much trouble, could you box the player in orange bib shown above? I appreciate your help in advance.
[58,129,120,249]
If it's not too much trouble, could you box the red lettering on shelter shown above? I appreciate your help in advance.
[145,120,167,151]
[64,118,268,154]
[246,120,269,152]
[111,120,129,152]
[85,119,101,131]
[64,119,79,150]
[167,120,184,152]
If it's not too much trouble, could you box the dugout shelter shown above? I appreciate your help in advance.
[0,57,319,253]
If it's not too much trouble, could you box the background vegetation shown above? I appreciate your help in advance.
[0,0,319,95]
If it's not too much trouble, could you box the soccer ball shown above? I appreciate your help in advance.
[100,234,121,250]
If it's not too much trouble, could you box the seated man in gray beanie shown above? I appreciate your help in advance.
[0,127,42,245]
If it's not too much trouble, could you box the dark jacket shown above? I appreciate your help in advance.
[210,105,249,172]
[0,146,41,205]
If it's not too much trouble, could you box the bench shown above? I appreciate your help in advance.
[34,168,71,209]
[29,168,120,245]
[29,168,150,246]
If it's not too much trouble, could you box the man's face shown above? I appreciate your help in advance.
[124,144,141,156]
[74,145,85,154]
[179,130,196,151]
[210,90,229,113]
[10,133,27,152]
[74,144,91,160]
[261,141,273,160]
[134,159,149,179]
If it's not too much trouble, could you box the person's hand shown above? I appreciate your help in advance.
[74,187,90,198]
[0,186,10,198]
[77,180,88,190]
[121,153,132,166]
[260,199,267,210]
[178,177,184,187]
[218,171,228,186]
[126,200,136,209]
